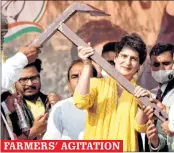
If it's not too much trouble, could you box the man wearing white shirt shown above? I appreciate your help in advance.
[1,14,41,92]
[43,97,85,140]
[43,59,97,140]
[1,13,41,140]
[146,43,174,151]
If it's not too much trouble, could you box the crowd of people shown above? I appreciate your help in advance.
[1,13,174,152]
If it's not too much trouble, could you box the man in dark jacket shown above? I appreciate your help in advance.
[146,43,174,152]
[10,59,59,139]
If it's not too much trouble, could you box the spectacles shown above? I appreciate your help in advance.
[151,61,172,68]
[19,75,40,85]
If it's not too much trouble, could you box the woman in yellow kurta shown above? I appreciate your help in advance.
[73,34,151,151]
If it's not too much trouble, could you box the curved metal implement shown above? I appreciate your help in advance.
[31,3,168,122]
[30,3,109,46]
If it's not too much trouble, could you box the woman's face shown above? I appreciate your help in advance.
[114,46,140,80]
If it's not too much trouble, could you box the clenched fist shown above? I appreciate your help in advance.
[77,44,94,65]
[19,45,41,64]
[47,93,60,106]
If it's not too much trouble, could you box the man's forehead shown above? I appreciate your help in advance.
[20,67,39,77]
[70,69,82,75]
[71,63,83,70]
[20,73,39,79]
[70,64,84,74]
[151,51,173,61]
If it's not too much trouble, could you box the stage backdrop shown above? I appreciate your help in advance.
[2,1,174,99]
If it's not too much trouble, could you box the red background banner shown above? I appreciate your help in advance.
[1,140,123,152]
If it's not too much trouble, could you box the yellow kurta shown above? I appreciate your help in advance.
[73,77,147,151]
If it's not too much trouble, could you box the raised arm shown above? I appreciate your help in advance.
[2,46,40,92]
[73,46,97,109]
[133,86,151,132]
[76,46,94,95]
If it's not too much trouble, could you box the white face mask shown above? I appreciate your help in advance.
[151,69,174,84]
[101,70,109,78]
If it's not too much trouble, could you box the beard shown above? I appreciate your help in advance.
[23,85,41,101]
[23,93,39,101]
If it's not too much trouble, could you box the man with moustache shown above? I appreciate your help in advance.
[1,13,41,140]
[10,59,59,139]
[43,59,97,140]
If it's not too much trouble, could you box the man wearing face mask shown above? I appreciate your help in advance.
[150,43,174,105]
[101,42,119,77]
[146,43,174,151]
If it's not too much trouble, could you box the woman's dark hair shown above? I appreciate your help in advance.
[119,33,147,65]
